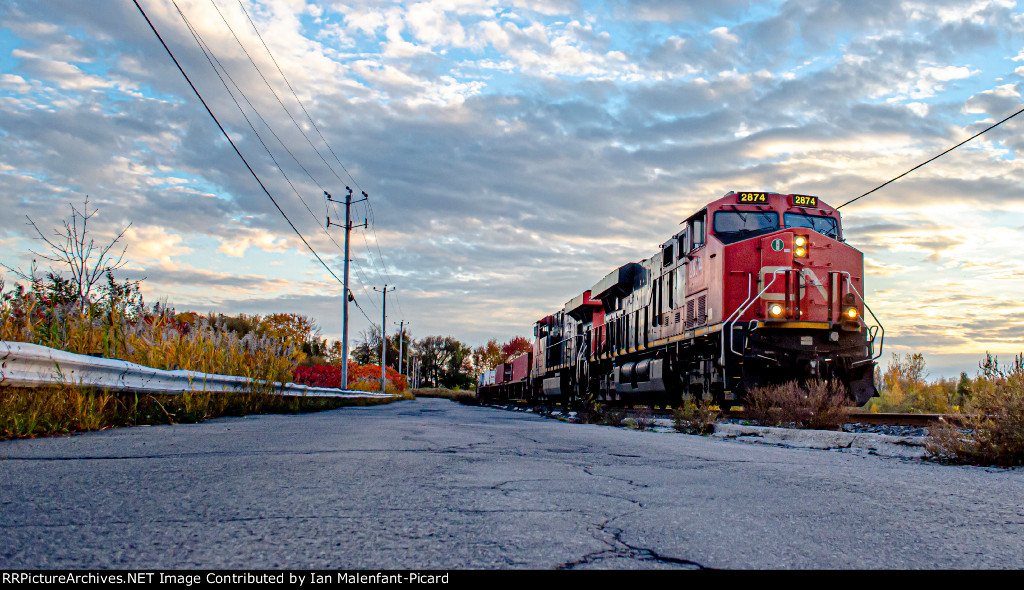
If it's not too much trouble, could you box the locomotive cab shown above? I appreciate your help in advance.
[700,192,881,404]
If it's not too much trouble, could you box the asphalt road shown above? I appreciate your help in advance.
[2,397,1022,569]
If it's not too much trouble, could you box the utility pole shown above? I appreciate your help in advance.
[374,284,396,393]
[398,320,403,379]
[326,188,366,390]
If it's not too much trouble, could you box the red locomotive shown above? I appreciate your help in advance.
[478,191,882,407]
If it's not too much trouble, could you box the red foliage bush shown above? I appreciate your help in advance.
[294,362,407,392]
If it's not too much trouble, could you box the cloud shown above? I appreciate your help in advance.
[216,227,295,258]
[124,225,192,267]
[1,0,1023,380]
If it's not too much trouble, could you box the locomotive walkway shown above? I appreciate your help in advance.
[2,398,1021,569]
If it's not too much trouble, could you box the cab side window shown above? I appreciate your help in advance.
[690,211,706,250]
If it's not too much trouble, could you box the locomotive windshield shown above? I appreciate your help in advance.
[784,213,839,240]
[712,211,779,244]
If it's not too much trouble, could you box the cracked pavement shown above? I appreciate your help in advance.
[2,398,1023,569]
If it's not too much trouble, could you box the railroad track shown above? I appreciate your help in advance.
[720,410,954,427]
[491,401,960,428]
[652,407,953,427]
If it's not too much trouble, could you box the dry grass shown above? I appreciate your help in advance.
[673,399,721,435]
[451,391,478,405]
[928,355,1024,466]
[410,388,476,405]
[0,384,393,440]
[746,379,851,430]
[1,294,301,386]
[411,387,460,399]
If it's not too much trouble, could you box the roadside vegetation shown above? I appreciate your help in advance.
[746,379,851,430]
[411,388,478,405]
[927,354,1024,467]
[293,362,410,397]
[865,352,967,414]
[0,384,392,440]
[673,400,721,434]
[0,197,411,440]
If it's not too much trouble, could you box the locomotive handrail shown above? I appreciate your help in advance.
[544,332,586,368]
[838,271,885,365]
[722,268,789,365]
[719,268,789,394]
[725,273,756,358]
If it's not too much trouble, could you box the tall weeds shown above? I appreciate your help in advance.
[746,379,851,430]
[673,399,720,434]
[0,277,405,439]
[928,354,1024,466]
[1,281,300,385]
[0,384,391,440]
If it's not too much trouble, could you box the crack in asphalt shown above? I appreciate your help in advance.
[555,513,707,570]
[582,465,651,489]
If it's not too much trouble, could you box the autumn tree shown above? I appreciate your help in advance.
[473,338,505,371]
[259,313,321,348]
[473,336,532,372]
[416,335,473,389]
[351,327,382,365]
[502,336,532,361]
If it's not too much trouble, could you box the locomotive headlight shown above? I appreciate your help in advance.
[793,235,808,257]
[844,307,858,319]
[769,303,784,317]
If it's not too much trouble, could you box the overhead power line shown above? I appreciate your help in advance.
[231,0,364,193]
[173,6,379,328]
[138,0,404,327]
[175,6,336,244]
[222,0,407,321]
[838,104,1024,209]
[131,0,345,287]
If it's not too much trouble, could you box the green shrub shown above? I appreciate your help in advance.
[673,399,720,434]
[574,395,604,424]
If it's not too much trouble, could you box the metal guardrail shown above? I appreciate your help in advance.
[0,341,394,399]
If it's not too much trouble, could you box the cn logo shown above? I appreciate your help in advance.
[770,238,785,252]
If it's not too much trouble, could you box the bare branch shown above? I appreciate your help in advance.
[3,196,134,312]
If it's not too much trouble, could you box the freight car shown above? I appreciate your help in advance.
[478,191,882,408]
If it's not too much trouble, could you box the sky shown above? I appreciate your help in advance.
[1,0,1023,379]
